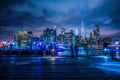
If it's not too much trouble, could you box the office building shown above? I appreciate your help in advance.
[80,20,85,37]
[18,29,28,47]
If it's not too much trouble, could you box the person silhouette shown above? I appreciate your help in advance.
[84,44,88,57]
[71,44,74,58]
[75,44,79,58]
[51,44,55,57]
[42,43,46,57]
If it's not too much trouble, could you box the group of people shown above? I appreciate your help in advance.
[70,43,89,58]
[70,44,79,58]
[40,43,89,57]
[41,43,56,57]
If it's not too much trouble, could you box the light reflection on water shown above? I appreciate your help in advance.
[56,49,102,56]
[95,61,120,74]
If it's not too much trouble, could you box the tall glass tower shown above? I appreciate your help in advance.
[80,20,85,37]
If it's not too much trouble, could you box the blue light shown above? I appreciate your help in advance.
[115,42,119,45]
[45,45,49,49]
[116,51,119,54]
[12,42,15,45]
[39,42,42,45]
[58,46,64,49]
[116,47,119,50]
[96,62,120,73]
[104,48,108,51]
[116,53,120,59]
[57,52,63,56]
[33,42,36,45]
[56,44,65,49]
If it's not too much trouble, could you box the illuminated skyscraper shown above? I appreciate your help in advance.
[28,31,33,48]
[14,33,18,47]
[28,31,33,38]
[42,28,56,43]
[18,30,28,47]
[75,28,79,36]
[54,25,57,29]
[61,28,66,35]
[93,25,100,44]
[93,25,100,40]
[70,30,74,34]
[14,33,18,42]
[80,20,85,37]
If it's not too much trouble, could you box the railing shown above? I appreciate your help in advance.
[0,48,102,57]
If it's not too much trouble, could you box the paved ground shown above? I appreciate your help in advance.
[0,55,120,80]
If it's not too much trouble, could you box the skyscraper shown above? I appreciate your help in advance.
[18,30,28,47]
[14,33,18,42]
[75,28,79,36]
[80,20,85,37]
[28,31,33,48]
[93,25,100,40]
[93,25,100,44]
[42,28,56,43]
[61,28,66,35]
[14,33,18,47]
[28,31,33,38]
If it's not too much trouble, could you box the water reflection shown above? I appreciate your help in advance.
[56,49,102,56]
[10,56,15,64]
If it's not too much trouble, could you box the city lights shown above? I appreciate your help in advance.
[115,42,119,45]
[104,48,108,51]
[2,40,6,45]
[0,0,120,79]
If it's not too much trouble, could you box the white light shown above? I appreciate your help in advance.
[50,57,55,61]
[104,48,108,51]
[75,29,79,36]
[12,42,15,45]
[2,40,6,45]
[115,42,119,45]
[40,43,42,45]
[116,47,119,50]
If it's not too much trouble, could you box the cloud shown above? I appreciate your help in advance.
[4,0,105,24]
[0,0,120,39]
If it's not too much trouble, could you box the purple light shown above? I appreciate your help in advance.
[58,52,63,56]
[58,45,65,49]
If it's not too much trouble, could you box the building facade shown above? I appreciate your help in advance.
[18,30,28,47]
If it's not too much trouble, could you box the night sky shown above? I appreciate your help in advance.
[0,0,120,40]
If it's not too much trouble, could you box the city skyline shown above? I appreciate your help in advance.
[0,0,120,40]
